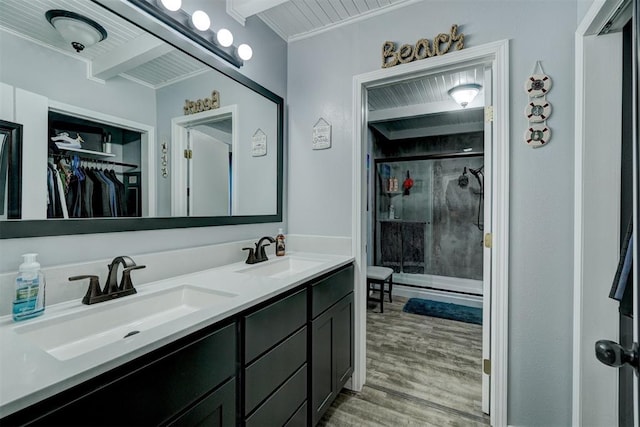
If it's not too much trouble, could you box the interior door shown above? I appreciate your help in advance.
[481,64,493,415]
[595,3,640,425]
[187,129,230,217]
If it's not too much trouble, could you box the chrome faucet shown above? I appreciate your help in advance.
[69,256,146,305]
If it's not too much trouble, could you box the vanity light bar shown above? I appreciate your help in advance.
[127,0,245,68]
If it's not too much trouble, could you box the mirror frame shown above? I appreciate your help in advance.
[0,0,283,239]
[0,119,23,220]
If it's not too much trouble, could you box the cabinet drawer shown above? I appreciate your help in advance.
[312,265,353,318]
[245,326,307,415]
[27,322,236,426]
[284,401,307,427]
[245,288,307,363]
[246,364,307,427]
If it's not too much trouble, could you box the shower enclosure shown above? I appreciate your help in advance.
[374,153,484,295]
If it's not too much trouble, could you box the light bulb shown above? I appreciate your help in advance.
[191,10,210,31]
[217,28,233,47]
[238,43,252,60]
[160,0,181,12]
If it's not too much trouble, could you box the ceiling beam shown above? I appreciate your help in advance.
[91,33,173,81]
[368,97,484,123]
[226,0,289,25]
[386,121,484,140]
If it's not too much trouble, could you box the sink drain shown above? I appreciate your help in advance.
[123,330,140,339]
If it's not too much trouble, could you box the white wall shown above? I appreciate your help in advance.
[287,1,576,425]
[0,3,287,273]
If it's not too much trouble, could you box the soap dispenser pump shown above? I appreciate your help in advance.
[13,253,46,321]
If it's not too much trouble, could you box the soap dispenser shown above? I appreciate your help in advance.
[276,228,286,256]
[13,253,46,321]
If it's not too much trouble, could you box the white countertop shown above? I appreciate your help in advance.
[0,252,353,418]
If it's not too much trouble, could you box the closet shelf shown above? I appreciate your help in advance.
[56,146,116,158]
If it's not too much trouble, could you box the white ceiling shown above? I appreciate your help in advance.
[0,0,208,88]
[1,0,486,137]
[227,0,416,42]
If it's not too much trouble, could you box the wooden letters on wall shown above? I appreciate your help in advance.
[183,90,220,115]
[382,25,464,68]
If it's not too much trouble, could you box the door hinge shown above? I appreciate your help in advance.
[483,359,491,375]
[485,105,494,122]
[484,233,492,248]
[184,149,193,159]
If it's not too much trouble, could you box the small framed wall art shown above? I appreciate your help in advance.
[312,118,331,150]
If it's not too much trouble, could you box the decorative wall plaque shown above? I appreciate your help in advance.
[183,90,220,115]
[251,129,267,157]
[312,118,331,150]
[381,25,464,69]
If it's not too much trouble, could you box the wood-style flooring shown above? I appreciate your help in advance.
[319,295,490,426]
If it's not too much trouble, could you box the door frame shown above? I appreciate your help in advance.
[572,1,629,425]
[351,39,510,426]
[171,104,238,216]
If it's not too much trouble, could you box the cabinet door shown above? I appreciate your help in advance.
[17,323,236,426]
[333,293,354,389]
[311,292,354,426]
[311,307,336,426]
[168,377,236,427]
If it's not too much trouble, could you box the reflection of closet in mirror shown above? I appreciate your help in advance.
[171,106,237,217]
[47,111,142,219]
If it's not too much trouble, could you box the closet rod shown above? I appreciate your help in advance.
[51,153,138,169]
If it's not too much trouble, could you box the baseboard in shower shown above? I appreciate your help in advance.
[393,285,483,309]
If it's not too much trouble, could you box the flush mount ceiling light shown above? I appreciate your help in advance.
[448,83,482,108]
[45,10,107,53]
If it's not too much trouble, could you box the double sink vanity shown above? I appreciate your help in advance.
[0,252,354,426]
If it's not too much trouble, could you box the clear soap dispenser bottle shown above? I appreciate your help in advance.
[13,253,46,321]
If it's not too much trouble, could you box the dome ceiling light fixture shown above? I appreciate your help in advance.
[45,9,107,53]
[448,83,482,108]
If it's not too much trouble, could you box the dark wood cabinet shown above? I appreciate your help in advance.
[4,322,237,426]
[3,263,354,427]
[243,288,308,426]
[310,266,354,426]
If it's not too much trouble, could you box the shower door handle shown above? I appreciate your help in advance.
[595,340,639,374]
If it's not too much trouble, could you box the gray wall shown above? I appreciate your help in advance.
[1,2,287,273]
[156,70,278,216]
[286,1,576,425]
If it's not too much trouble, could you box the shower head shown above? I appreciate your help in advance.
[458,167,469,187]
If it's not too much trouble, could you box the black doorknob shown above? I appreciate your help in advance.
[595,340,639,371]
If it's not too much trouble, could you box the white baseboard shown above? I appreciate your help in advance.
[393,284,483,308]
[392,272,483,295]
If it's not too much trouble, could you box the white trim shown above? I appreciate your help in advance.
[47,100,156,217]
[393,285,482,308]
[572,28,586,427]
[170,105,238,216]
[392,273,482,295]
[573,1,628,424]
[352,40,509,426]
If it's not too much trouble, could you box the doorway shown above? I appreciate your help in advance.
[352,40,510,426]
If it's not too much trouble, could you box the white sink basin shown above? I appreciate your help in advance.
[14,285,237,361]
[237,256,324,278]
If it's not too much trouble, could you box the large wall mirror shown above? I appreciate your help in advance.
[0,0,283,239]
